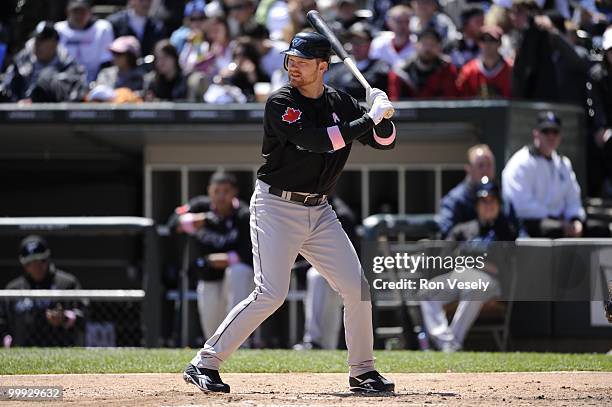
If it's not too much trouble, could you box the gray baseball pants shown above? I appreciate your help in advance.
[191,179,375,376]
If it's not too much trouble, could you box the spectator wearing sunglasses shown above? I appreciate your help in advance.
[456,25,512,99]
[502,111,586,237]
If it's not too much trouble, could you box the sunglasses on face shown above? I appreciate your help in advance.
[540,128,561,135]
[190,15,206,21]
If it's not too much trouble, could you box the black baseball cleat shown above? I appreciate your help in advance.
[349,370,395,393]
[183,364,230,393]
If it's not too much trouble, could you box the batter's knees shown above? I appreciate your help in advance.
[257,287,288,310]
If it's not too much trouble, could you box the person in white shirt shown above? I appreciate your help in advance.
[369,4,416,67]
[55,0,114,83]
[502,111,586,238]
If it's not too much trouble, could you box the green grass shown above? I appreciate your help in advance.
[0,348,611,375]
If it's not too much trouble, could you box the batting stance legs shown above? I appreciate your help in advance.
[190,180,375,376]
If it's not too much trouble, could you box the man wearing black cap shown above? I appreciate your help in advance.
[0,21,87,102]
[421,177,523,351]
[184,31,396,394]
[169,171,254,344]
[0,236,85,347]
[502,111,586,238]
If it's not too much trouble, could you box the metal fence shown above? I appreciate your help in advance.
[0,290,144,347]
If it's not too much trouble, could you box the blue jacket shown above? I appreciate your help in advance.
[438,178,519,238]
[438,179,475,238]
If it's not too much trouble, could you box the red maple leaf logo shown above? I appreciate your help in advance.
[282,107,302,124]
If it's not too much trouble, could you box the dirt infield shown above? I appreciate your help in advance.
[1,372,611,406]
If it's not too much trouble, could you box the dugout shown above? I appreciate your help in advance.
[0,217,162,347]
[1,100,602,350]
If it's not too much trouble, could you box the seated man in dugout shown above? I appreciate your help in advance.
[0,235,86,347]
[420,178,524,351]
[502,111,610,238]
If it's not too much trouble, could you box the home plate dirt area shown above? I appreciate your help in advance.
[1,372,611,406]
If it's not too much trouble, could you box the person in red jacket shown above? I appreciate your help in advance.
[456,25,512,98]
[388,28,458,100]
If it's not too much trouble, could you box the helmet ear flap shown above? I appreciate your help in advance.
[283,54,289,71]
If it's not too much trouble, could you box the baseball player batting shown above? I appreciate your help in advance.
[184,31,397,394]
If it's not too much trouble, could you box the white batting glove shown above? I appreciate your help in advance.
[367,98,394,125]
[366,87,389,108]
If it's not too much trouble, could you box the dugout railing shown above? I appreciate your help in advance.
[0,217,162,347]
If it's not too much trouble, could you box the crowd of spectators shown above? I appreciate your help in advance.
[0,0,609,103]
[0,0,610,193]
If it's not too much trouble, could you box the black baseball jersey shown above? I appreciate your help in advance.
[258,84,396,195]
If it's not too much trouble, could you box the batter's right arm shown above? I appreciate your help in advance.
[266,97,376,153]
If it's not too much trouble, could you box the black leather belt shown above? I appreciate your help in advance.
[268,187,327,206]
